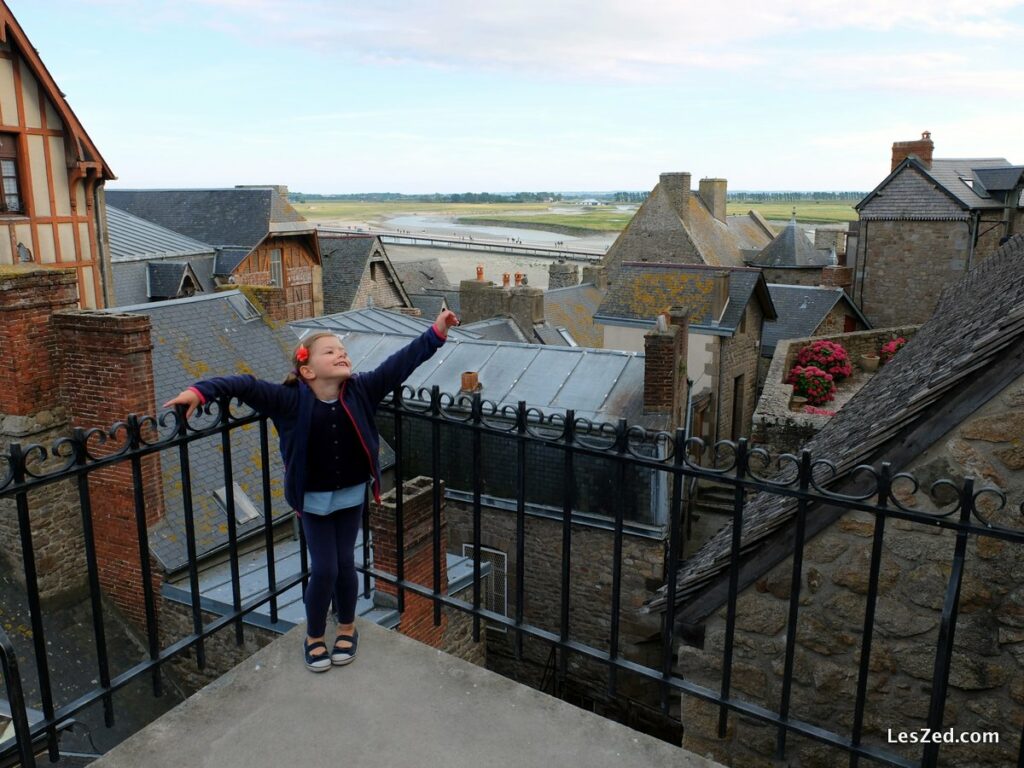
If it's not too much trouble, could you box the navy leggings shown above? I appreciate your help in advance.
[300,505,362,637]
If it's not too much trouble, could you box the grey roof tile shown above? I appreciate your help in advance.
[146,261,200,299]
[544,283,605,348]
[460,317,529,343]
[393,258,452,294]
[762,285,871,356]
[107,205,215,262]
[745,218,835,268]
[292,307,479,341]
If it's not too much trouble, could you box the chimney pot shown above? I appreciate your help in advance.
[502,272,511,287]
[514,272,523,287]
[476,265,484,281]
[460,371,480,392]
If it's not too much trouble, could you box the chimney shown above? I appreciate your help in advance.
[460,371,480,392]
[698,178,728,223]
[370,477,450,649]
[548,260,578,290]
[643,307,689,429]
[814,229,847,260]
[502,273,511,288]
[711,271,730,322]
[459,277,502,324]
[891,131,934,171]
[510,283,544,338]
[581,264,608,291]
[659,172,691,222]
[514,272,523,287]
[820,265,854,293]
[476,265,485,281]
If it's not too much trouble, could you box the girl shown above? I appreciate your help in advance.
[164,309,459,672]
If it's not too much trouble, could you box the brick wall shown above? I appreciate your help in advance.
[643,315,687,426]
[54,310,165,630]
[761,267,823,288]
[226,284,290,324]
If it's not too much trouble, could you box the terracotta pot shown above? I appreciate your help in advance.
[790,395,808,411]
[860,354,880,373]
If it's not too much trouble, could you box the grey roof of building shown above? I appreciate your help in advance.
[339,331,661,427]
[595,262,775,334]
[103,291,297,571]
[544,283,605,348]
[105,187,306,248]
[319,235,380,313]
[408,293,446,317]
[761,285,871,356]
[147,261,201,299]
[394,258,452,294]
[425,288,461,315]
[461,316,529,343]
[745,218,835,268]
[292,307,480,342]
[214,247,251,276]
[974,165,1024,194]
[533,325,571,346]
[647,233,1024,613]
[858,157,1019,218]
[107,205,215,262]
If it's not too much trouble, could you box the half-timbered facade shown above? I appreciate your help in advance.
[0,2,115,308]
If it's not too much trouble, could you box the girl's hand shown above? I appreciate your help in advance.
[433,309,460,338]
[163,389,202,418]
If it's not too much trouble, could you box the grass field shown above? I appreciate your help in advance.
[293,200,858,232]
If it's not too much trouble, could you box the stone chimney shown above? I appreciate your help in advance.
[643,307,689,429]
[509,284,544,338]
[659,172,691,222]
[891,131,934,171]
[460,274,544,339]
[698,178,728,223]
[370,476,449,648]
[711,271,730,322]
[820,265,854,293]
[548,261,578,290]
[581,264,608,291]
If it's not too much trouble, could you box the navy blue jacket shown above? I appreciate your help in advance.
[190,325,446,512]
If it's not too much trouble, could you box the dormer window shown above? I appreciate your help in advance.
[0,133,23,214]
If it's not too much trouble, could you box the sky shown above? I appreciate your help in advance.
[8,0,1024,193]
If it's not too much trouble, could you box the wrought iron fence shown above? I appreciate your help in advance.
[0,385,1021,767]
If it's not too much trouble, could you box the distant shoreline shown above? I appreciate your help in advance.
[454,216,610,236]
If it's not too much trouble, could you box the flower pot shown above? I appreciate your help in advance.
[790,395,808,411]
[860,354,880,373]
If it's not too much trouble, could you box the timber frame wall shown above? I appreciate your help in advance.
[0,4,115,308]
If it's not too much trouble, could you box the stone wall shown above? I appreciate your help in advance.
[716,301,764,441]
[350,253,408,311]
[676,371,1024,767]
[444,497,676,738]
[761,267,822,288]
[753,326,919,456]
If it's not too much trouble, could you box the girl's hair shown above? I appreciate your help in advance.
[282,332,343,386]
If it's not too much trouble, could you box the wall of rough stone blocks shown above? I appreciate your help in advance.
[715,302,764,442]
[676,371,1024,767]
[444,497,676,738]
[761,268,823,288]
[350,256,407,310]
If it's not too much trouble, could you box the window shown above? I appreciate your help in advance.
[462,544,508,631]
[0,133,23,214]
[269,248,283,287]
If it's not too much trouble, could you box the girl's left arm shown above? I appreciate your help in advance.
[359,310,458,404]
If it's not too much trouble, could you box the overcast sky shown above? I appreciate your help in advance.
[10,0,1024,193]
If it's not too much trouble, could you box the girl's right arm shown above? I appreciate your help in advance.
[163,375,294,418]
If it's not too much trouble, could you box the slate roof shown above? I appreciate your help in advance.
[602,179,774,279]
[213,247,251,276]
[761,285,871,356]
[105,188,307,248]
[426,288,461,315]
[147,261,201,299]
[107,205,215,262]
[103,292,297,571]
[409,293,446,317]
[858,157,1020,220]
[544,283,605,348]
[461,316,529,343]
[647,234,1024,613]
[745,217,835,268]
[393,258,452,294]
[292,307,479,342]
[595,262,776,334]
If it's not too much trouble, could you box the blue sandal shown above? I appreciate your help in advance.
[304,639,331,672]
[331,629,358,666]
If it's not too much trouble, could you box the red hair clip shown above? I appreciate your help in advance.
[295,346,309,363]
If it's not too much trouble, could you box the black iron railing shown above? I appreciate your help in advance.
[0,386,1021,767]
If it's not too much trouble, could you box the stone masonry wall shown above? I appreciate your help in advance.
[761,268,823,288]
[753,326,920,456]
[716,301,764,441]
[678,372,1024,767]
[444,498,675,738]
[350,255,407,310]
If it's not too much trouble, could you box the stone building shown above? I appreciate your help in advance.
[851,131,1024,327]
[744,215,837,286]
[318,233,412,314]
[649,234,1024,766]
[0,2,116,308]
[594,262,776,443]
[106,186,323,320]
[107,205,217,305]
[601,173,774,285]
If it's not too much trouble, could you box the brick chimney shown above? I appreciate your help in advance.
[698,178,728,223]
[548,261,578,290]
[581,265,608,291]
[820,265,854,293]
[0,266,85,601]
[223,285,289,323]
[54,309,165,630]
[891,131,934,171]
[370,476,448,648]
[660,172,691,222]
[643,307,689,429]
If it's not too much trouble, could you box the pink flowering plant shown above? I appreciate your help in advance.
[787,365,836,405]
[802,405,837,416]
[795,339,853,381]
[880,337,907,364]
